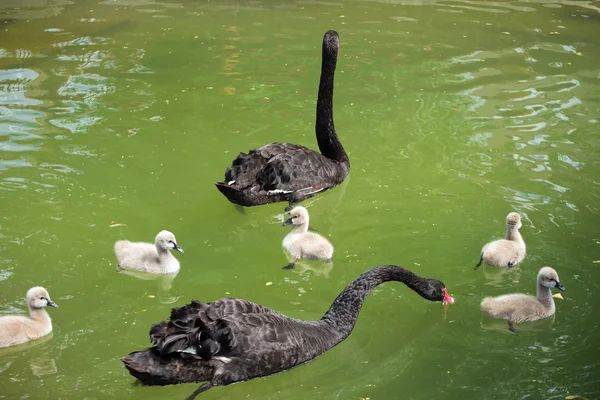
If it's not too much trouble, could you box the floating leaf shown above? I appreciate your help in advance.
[553,293,564,300]
[576,52,583,56]
[592,260,600,263]
[566,395,589,400]
[144,293,156,299]
[109,221,127,228]
[265,282,273,286]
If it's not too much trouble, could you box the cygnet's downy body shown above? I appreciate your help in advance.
[0,287,58,348]
[282,206,333,269]
[475,212,526,270]
[115,230,183,274]
[481,266,565,333]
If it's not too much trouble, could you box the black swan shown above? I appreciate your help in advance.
[121,265,454,399]
[215,30,349,207]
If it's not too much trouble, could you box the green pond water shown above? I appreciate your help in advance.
[1,0,599,399]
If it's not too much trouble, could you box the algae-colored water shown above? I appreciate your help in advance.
[1,1,599,399]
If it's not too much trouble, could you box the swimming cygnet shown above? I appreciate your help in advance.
[474,212,525,271]
[282,206,333,269]
[114,230,184,274]
[0,287,58,348]
[481,266,565,333]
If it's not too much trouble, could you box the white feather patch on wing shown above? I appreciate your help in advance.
[178,347,197,355]
[268,189,294,195]
[228,180,236,185]
[213,356,232,363]
[304,188,324,195]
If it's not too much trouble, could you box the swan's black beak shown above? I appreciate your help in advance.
[47,299,58,308]
[173,243,184,253]
[555,281,566,291]
[282,217,293,226]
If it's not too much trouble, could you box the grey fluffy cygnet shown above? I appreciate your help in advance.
[282,206,333,270]
[0,287,58,348]
[115,230,184,274]
[474,212,526,271]
[481,266,566,334]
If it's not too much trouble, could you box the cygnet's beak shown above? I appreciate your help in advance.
[555,281,566,292]
[442,288,454,304]
[47,299,58,308]
[282,217,293,226]
[173,243,184,253]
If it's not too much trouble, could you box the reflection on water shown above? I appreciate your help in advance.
[0,333,57,378]
[283,256,334,279]
[117,269,181,305]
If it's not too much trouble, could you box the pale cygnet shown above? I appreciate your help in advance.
[480,266,565,333]
[474,212,526,271]
[0,287,58,348]
[114,230,183,274]
[282,206,333,269]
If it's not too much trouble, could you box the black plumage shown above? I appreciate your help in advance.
[215,30,349,207]
[121,266,453,399]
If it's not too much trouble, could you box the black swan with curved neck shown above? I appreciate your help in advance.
[215,30,349,207]
[121,266,454,399]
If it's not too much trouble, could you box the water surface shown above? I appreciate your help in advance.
[1,1,599,399]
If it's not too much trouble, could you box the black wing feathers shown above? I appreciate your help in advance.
[225,143,344,193]
[149,298,284,359]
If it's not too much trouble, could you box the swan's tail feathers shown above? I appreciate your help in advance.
[480,297,495,316]
[150,299,238,362]
[114,240,131,256]
[150,300,209,355]
[122,348,213,386]
[225,152,253,181]
[215,182,263,207]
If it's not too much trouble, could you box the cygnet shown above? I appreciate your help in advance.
[115,230,183,274]
[282,206,333,269]
[0,287,58,348]
[475,212,526,270]
[481,266,565,333]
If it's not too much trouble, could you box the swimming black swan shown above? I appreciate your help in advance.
[121,265,454,399]
[214,30,349,207]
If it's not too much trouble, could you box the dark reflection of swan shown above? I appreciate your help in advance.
[117,269,181,305]
[215,30,349,207]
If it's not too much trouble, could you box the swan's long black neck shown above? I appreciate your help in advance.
[316,31,348,164]
[320,265,431,339]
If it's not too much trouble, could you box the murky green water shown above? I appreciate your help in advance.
[1,0,599,399]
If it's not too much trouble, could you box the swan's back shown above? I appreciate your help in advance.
[482,239,525,266]
[218,143,347,206]
[150,298,332,360]
[284,231,333,260]
[481,294,552,323]
[114,240,133,261]
[0,316,40,347]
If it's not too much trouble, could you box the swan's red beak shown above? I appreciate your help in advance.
[442,288,454,304]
